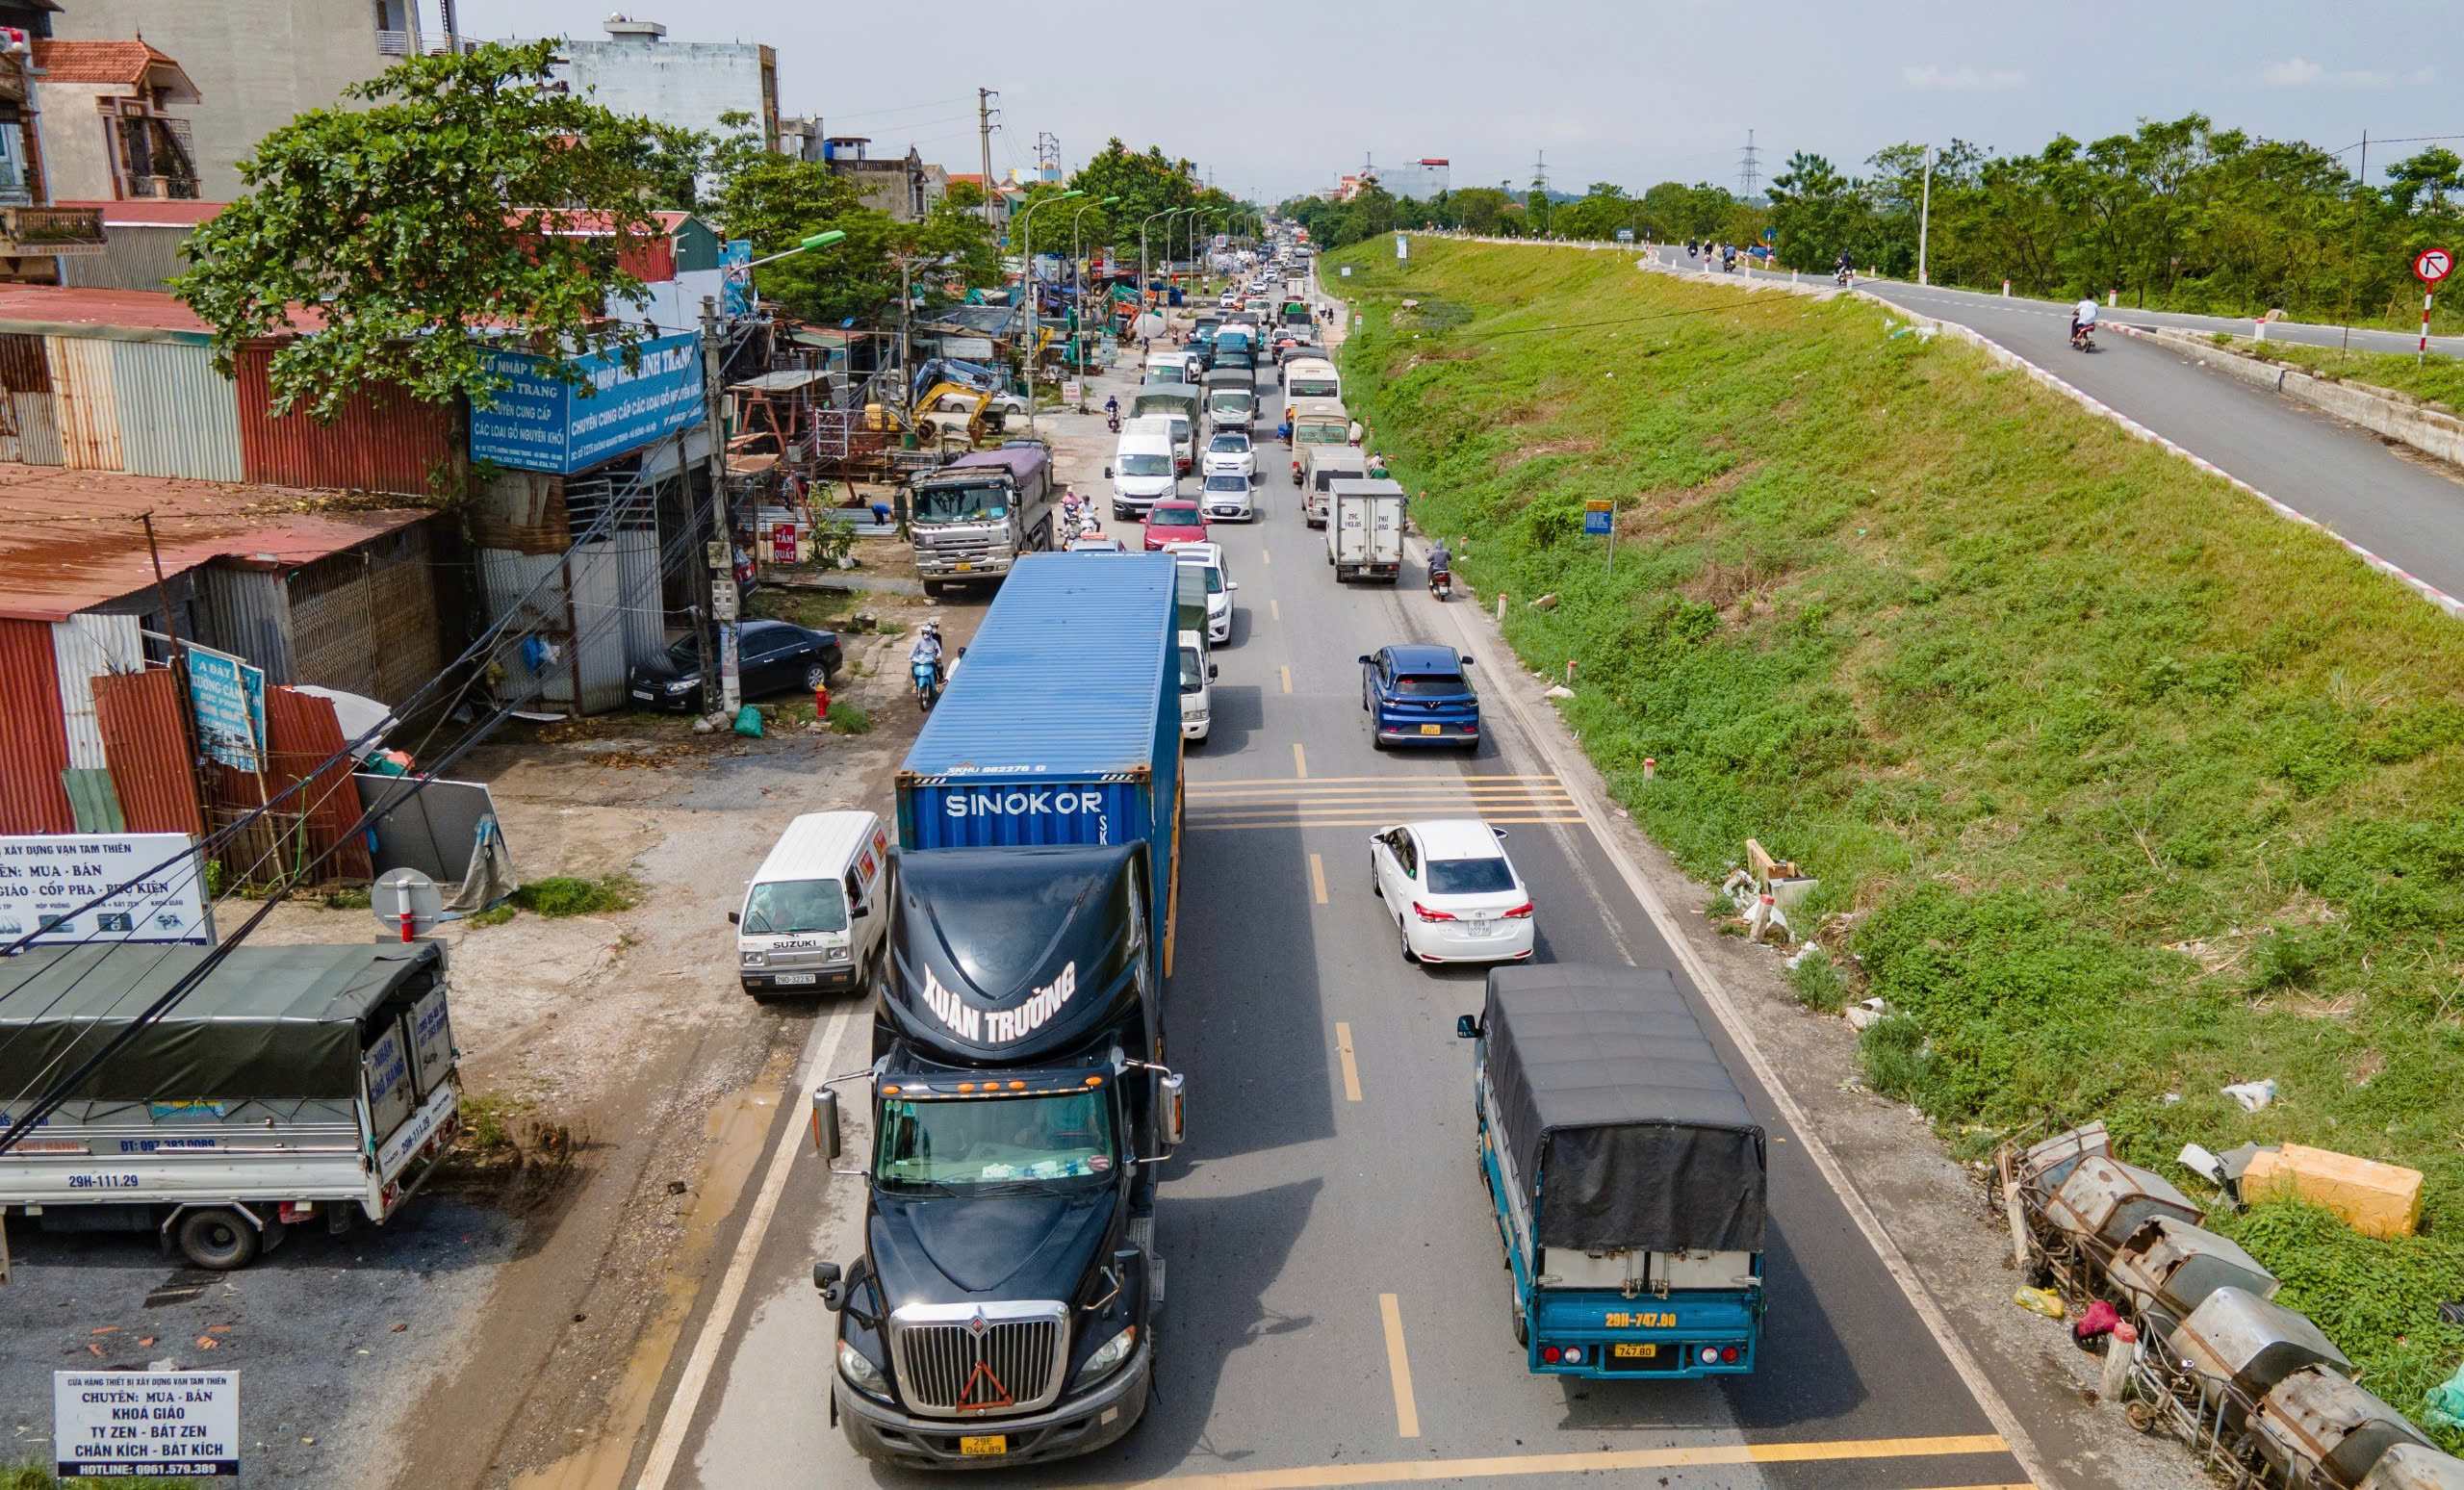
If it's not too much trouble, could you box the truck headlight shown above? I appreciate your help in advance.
[828,942,852,963]
[741,950,765,967]
[837,1339,892,1399]
[1071,1325,1137,1391]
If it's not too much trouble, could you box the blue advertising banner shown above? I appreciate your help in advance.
[185,644,266,772]
[721,240,753,318]
[468,332,705,475]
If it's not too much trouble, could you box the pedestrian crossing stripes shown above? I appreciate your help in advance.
[1185,774,1579,831]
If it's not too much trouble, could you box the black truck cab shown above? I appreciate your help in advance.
[813,843,1182,1468]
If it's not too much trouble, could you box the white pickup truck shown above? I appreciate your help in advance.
[0,940,461,1270]
[1326,478,1407,583]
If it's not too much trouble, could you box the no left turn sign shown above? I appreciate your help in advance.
[2416,247,2453,286]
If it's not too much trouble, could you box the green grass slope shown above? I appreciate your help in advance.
[1326,236,2464,1434]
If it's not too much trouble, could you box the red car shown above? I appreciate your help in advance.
[1142,500,1209,551]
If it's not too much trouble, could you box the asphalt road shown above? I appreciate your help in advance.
[635,334,2035,1490]
[1640,245,2464,605]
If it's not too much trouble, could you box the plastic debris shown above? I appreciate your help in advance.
[2162,1092,2183,1106]
[2014,1286,2066,1320]
[2425,1360,2464,1430]
[2178,1143,2227,1186]
[1545,684,1576,700]
[2222,1078,2278,1113]
[2073,1297,2121,1343]
[1845,996,1890,1032]
[1530,593,1558,610]
[732,706,763,738]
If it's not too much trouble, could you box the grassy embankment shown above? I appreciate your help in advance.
[1327,236,2464,1437]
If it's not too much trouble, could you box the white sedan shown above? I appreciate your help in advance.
[1205,429,1256,480]
[1369,820,1535,964]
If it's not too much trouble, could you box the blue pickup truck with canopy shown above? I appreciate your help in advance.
[1458,963,1767,1377]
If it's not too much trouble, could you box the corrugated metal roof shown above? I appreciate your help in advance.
[233,345,452,495]
[0,463,436,622]
[903,552,1176,780]
[52,200,227,229]
[113,340,244,481]
[92,667,202,838]
[0,288,321,344]
[0,618,74,832]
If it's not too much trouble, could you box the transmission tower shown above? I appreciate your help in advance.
[1034,131,1059,183]
[1738,129,1761,198]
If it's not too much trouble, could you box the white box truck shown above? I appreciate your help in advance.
[1326,477,1406,583]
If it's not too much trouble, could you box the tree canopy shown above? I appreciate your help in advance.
[176,40,672,421]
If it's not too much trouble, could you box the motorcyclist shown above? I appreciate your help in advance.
[1721,244,1736,273]
[909,622,944,688]
[1835,252,1853,285]
[1427,541,1452,587]
[2071,295,2098,346]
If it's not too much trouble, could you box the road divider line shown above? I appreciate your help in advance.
[1309,852,1328,905]
[1281,665,1293,694]
[1271,600,1281,622]
[1334,1021,1362,1101]
[1376,1294,1419,1438]
[1262,547,1270,564]
[1191,815,1587,832]
[1293,742,1307,779]
[1186,775,1565,788]
[1090,1434,2013,1490]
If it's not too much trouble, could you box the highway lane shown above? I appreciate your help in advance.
[1635,244,2464,607]
[640,331,2034,1490]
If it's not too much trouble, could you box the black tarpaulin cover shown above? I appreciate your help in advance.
[1482,963,1767,1253]
[0,942,441,1105]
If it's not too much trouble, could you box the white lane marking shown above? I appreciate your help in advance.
[635,999,865,1490]
[1430,553,2052,1490]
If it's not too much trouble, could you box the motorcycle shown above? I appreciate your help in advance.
[1835,267,1852,287]
[1106,410,1121,434]
[1428,568,1452,602]
[2070,321,2096,352]
[911,657,942,713]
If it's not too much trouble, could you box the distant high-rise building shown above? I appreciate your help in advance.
[1395,158,1450,200]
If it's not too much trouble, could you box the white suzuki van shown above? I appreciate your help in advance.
[731,810,892,997]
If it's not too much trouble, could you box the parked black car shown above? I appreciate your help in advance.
[628,618,842,712]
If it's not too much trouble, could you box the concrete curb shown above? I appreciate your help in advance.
[1403,234,2464,627]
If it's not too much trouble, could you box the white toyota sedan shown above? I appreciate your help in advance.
[1369,819,1535,964]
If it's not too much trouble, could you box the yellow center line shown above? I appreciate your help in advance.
[1308,852,1328,905]
[1334,1020,1361,1100]
[1292,742,1307,780]
[1377,1294,1418,1439]
[1262,547,1270,565]
[1088,1436,2017,1490]
[1270,598,1280,622]
[1280,664,1293,694]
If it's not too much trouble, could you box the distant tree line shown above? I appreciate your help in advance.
[1285,114,2464,325]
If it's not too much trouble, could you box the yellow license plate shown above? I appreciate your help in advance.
[959,1436,1008,1456]
[1614,1343,1656,1359]
[1420,723,1442,735]
[954,562,974,572]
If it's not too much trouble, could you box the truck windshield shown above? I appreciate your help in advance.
[1118,453,1171,476]
[1212,393,1254,414]
[742,879,848,935]
[1296,422,1348,443]
[912,482,1009,524]
[876,1091,1117,1190]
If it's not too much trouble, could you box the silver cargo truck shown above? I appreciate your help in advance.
[0,940,461,1270]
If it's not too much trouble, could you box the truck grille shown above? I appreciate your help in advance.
[889,1302,1068,1416]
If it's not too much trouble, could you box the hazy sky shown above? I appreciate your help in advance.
[468,0,2464,201]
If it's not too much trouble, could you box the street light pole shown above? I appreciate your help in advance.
[1069,195,1119,400]
[1016,188,1082,439]
[1916,143,1934,287]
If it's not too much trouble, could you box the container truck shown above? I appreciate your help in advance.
[814,553,1188,1469]
[0,941,461,1270]
[909,444,1059,597]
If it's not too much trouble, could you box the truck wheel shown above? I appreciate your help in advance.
[1511,1294,1529,1347]
[175,1208,259,1271]
[922,579,943,598]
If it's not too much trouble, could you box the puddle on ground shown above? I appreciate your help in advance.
[506,1047,791,1490]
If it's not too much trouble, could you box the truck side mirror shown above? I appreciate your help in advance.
[1104,466,1114,478]
[813,1260,846,1310]
[727,910,740,924]
[1207,663,1219,681]
[1456,1015,1481,1040]
[1156,1070,1187,1148]
[812,1088,842,1161]
[850,904,869,918]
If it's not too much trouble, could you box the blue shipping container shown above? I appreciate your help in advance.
[896,552,1183,974]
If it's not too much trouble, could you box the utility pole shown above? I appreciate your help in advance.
[1035,130,1059,184]
[1738,129,1761,198]
[2343,130,2369,354]
[1917,143,1934,286]
[974,90,1000,223]
[1531,150,1550,235]
[697,295,738,718]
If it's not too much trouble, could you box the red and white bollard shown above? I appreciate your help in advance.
[2101,1322,2138,1404]
[1642,757,1656,782]
[1565,659,1578,688]
[2001,279,2011,297]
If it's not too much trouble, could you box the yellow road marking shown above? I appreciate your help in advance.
[1309,852,1328,905]
[1280,664,1293,694]
[1334,1021,1361,1100]
[1293,742,1307,779]
[1270,599,1280,622]
[1262,547,1270,565]
[1091,1437,2017,1490]
[1377,1294,1418,1438]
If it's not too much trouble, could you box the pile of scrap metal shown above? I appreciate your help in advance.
[1997,1124,2464,1489]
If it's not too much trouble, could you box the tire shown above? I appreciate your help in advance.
[804,662,830,690]
[1510,1292,1529,1348]
[1399,918,1420,964]
[174,1208,259,1271]
[1371,856,1383,897]
[921,579,944,598]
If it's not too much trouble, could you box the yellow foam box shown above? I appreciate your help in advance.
[2243,1143,2424,1239]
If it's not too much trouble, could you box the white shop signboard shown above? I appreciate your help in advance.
[56,1371,239,1477]
[0,834,213,948]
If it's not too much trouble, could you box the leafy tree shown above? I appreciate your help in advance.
[1766,151,1870,269]
[1637,181,1735,240]
[175,39,670,420]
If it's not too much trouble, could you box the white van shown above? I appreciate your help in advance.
[732,810,892,998]
[1178,629,1217,742]
[1143,352,1190,385]
[1110,426,1178,519]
